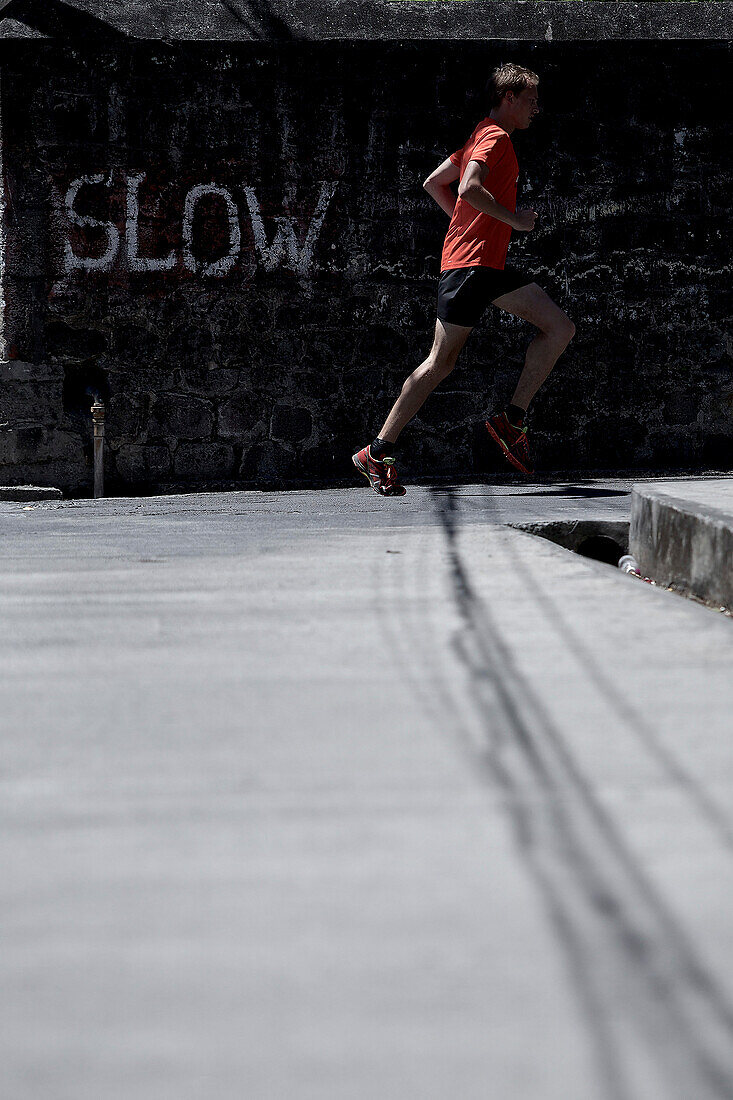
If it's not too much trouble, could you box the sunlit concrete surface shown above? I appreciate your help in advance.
[3,478,733,1100]
[641,478,733,515]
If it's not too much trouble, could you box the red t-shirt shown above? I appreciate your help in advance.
[440,119,519,272]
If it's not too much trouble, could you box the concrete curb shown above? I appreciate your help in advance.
[630,485,733,609]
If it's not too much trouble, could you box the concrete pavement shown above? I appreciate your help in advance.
[3,478,733,1100]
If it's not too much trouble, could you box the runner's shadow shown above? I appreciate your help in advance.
[521,486,630,498]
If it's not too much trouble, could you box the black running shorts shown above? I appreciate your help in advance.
[437,265,534,328]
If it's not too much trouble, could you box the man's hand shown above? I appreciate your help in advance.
[512,208,538,232]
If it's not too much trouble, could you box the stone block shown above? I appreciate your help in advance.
[165,323,215,363]
[664,392,700,426]
[173,442,235,480]
[170,366,239,396]
[0,427,42,465]
[0,360,64,383]
[0,425,83,467]
[270,404,313,443]
[0,462,76,492]
[115,444,172,482]
[150,394,214,440]
[240,441,293,483]
[110,321,164,362]
[700,433,733,469]
[218,392,265,438]
[108,392,151,443]
[45,321,108,360]
[41,96,101,146]
[47,429,87,466]
[0,381,64,425]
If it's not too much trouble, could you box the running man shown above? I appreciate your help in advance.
[352,63,575,495]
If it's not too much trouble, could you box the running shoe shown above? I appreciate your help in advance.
[484,411,534,475]
[352,444,407,496]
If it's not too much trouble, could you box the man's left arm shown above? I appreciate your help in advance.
[423,157,460,217]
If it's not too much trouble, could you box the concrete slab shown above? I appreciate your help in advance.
[0,484,62,500]
[3,478,733,1100]
[630,477,733,610]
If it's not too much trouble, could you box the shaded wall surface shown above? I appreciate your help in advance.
[1,38,732,493]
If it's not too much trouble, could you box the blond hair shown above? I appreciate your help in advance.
[485,64,539,108]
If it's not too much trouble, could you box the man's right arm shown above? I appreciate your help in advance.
[422,157,461,217]
[458,159,537,232]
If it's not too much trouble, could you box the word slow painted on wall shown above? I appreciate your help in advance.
[57,172,339,279]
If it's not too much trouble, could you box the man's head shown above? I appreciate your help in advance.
[485,64,540,130]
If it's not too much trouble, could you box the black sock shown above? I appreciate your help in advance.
[370,436,398,459]
[505,403,526,428]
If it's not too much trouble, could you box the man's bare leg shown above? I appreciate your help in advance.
[378,319,473,442]
[491,282,576,411]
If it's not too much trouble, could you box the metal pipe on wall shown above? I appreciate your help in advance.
[92,400,105,498]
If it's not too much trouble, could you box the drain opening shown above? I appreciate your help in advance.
[508,519,630,564]
[509,519,731,617]
[575,534,626,566]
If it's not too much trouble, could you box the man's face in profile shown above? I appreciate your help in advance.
[508,85,540,129]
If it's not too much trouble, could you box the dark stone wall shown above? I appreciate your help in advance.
[1,38,732,493]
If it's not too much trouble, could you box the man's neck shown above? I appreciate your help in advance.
[488,109,514,135]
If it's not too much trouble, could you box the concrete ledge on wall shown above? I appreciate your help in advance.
[0,0,732,42]
[0,484,62,499]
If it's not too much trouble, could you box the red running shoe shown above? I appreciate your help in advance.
[352,444,407,496]
[484,412,534,475]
